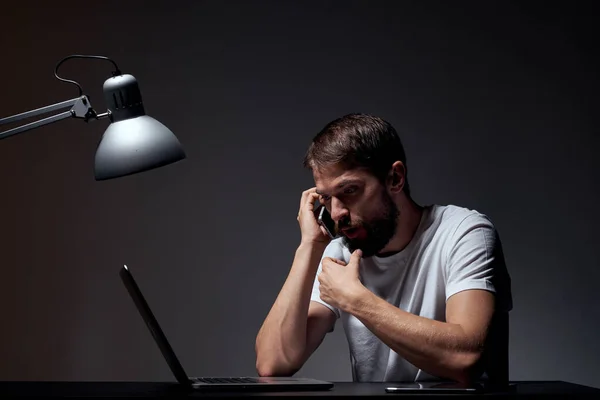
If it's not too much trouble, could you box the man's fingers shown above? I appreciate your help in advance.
[351,249,363,261]
[348,249,363,274]
[299,187,317,213]
[323,257,347,267]
[304,192,320,214]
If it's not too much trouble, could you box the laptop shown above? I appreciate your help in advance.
[119,264,334,391]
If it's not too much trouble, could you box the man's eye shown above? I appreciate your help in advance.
[320,195,331,202]
[343,187,357,195]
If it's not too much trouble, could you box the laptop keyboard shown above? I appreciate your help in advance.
[192,377,260,384]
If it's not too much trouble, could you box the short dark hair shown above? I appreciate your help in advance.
[303,113,410,195]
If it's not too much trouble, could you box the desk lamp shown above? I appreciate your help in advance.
[0,55,185,180]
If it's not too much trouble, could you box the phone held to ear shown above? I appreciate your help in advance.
[315,205,338,239]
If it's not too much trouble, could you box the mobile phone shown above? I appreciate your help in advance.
[315,205,337,239]
[384,382,482,394]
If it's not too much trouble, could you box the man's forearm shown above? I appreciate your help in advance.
[346,289,483,383]
[255,241,326,376]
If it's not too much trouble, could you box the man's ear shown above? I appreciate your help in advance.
[387,161,406,193]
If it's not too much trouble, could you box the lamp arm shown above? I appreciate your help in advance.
[0,111,73,139]
[0,95,107,140]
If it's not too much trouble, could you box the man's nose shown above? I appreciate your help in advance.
[330,198,349,222]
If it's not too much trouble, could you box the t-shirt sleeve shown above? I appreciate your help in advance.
[445,213,513,312]
[310,240,345,320]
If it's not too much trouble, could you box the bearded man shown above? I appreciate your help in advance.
[255,113,513,387]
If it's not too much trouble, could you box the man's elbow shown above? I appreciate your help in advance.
[450,350,485,385]
[255,359,298,377]
[255,346,300,377]
[255,362,278,377]
[255,358,279,377]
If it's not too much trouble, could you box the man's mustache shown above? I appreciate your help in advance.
[338,218,360,230]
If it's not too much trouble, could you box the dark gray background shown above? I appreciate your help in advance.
[0,0,598,388]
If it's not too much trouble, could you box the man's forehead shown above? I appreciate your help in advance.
[313,166,368,192]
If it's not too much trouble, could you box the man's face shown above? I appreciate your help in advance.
[313,165,399,257]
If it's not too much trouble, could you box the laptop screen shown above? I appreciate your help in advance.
[120,265,191,386]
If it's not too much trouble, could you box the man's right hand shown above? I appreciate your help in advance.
[255,187,336,377]
[297,187,331,246]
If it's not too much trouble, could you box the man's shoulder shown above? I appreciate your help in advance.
[323,237,351,261]
[429,204,496,237]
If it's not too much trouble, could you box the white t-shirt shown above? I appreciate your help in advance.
[310,204,513,382]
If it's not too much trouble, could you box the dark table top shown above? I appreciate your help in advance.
[0,380,599,397]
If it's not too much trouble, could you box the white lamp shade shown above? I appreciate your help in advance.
[94,115,185,180]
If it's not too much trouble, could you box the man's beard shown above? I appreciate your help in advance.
[340,192,399,258]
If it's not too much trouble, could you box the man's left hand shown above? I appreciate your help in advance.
[318,249,366,312]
